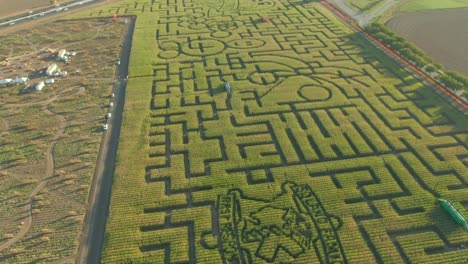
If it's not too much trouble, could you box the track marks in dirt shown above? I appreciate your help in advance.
[0,87,84,252]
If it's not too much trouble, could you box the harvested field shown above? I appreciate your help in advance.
[400,0,468,12]
[0,0,71,19]
[387,8,468,75]
[0,19,125,263]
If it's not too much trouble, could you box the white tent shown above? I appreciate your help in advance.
[58,49,67,59]
[46,64,57,76]
[35,81,45,91]
[0,79,12,84]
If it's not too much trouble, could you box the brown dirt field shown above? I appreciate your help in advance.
[386,8,468,76]
[0,18,125,263]
[0,0,72,19]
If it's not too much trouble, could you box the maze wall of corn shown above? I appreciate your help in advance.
[81,0,468,262]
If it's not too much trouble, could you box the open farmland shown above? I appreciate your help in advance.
[77,0,468,263]
[400,0,468,12]
[0,19,125,262]
[387,8,468,76]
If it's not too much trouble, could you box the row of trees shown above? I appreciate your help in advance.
[365,23,468,95]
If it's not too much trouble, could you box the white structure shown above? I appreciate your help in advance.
[35,81,45,91]
[109,102,114,108]
[54,71,67,77]
[46,64,57,76]
[45,78,55,84]
[13,77,28,84]
[103,123,108,131]
[57,49,67,60]
[0,79,12,85]
[225,82,231,94]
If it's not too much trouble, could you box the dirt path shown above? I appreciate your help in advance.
[0,88,82,252]
[75,16,135,264]
[0,87,85,108]
[327,0,399,26]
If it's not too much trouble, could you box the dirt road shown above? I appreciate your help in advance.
[75,16,135,264]
[327,0,399,26]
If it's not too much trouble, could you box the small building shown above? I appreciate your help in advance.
[46,64,58,76]
[45,78,55,84]
[57,49,67,60]
[35,81,45,91]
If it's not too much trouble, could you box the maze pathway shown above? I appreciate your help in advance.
[87,0,468,263]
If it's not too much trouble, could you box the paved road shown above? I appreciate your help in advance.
[0,0,97,29]
[75,16,135,264]
[327,0,399,26]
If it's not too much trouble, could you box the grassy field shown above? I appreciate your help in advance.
[401,0,468,12]
[0,19,124,262]
[347,0,385,12]
[75,0,468,263]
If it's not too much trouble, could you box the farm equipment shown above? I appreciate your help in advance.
[438,198,468,232]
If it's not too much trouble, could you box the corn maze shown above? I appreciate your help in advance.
[87,0,468,263]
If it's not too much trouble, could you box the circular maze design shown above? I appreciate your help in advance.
[95,0,468,263]
[181,39,225,56]
[299,85,331,102]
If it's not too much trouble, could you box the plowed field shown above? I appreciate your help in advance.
[387,8,468,75]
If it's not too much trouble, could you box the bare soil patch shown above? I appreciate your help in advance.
[0,18,125,263]
[386,8,468,75]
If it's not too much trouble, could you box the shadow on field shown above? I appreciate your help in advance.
[339,32,468,130]
[428,206,464,237]
[0,253,16,262]
[212,84,226,95]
